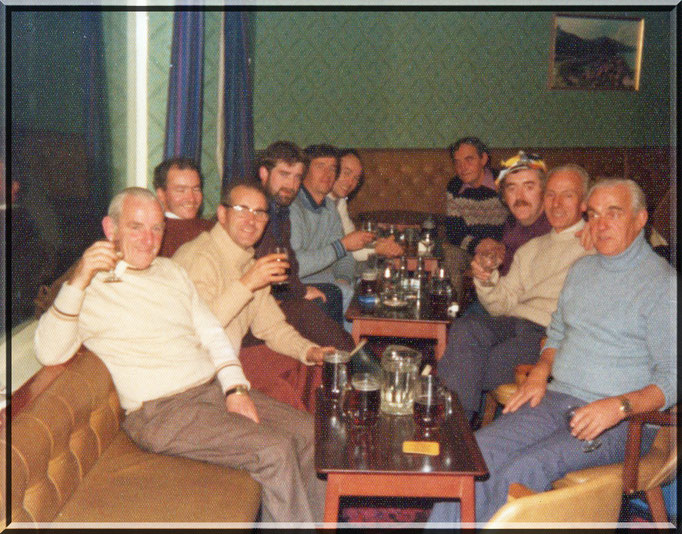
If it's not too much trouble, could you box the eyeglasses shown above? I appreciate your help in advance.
[222,203,270,221]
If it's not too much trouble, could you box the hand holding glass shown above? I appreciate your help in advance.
[270,246,290,286]
[565,407,602,452]
[103,240,124,283]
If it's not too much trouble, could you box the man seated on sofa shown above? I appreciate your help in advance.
[327,148,403,263]
[430,178,676,524]
[442,137,509,300]
[34,187,326,523]
[154,157,213,257]
[436,164,593,425]
[173,181,336,413]
[252,140,354,337]
[289,144,374,325]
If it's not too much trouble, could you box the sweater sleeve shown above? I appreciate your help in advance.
[185,272,250,392]
[34,283,86,365]
[248,292,318,365]
[475,243,527,316]
[643,270,677,408]
[289,201,347,278]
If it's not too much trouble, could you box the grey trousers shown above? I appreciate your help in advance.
[121,380,326,523]
[437,314,546,416]
[429,390,657,523]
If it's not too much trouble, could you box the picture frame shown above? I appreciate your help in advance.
[548,14,644,91]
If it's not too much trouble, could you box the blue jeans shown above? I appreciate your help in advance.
[428,390,657,524]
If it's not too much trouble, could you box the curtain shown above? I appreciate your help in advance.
[80,11,111,221]
[220,12,254,190]
[164,11,205,163]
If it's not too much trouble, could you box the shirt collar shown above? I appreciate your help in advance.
[551,218,585,239]
[300,185,328,210]
[459,168,496,193]
[210,222,255,271]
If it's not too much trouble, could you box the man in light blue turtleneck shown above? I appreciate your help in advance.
[430,178,676,524]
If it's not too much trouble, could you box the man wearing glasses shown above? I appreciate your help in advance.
[173,182,336,413]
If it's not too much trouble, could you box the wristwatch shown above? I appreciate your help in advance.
[225,384,249,398]
[618,396,633,417]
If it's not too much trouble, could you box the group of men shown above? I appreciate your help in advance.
[34,136,675,525]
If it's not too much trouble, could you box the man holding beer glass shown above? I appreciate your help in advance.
[174,182,336,412]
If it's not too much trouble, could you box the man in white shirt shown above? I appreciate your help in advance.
[34,187,325,523]
[328,148,403,262]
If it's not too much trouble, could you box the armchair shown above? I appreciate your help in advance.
[485,473,623,525]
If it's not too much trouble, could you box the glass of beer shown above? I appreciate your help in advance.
[270,245,290,286]
[322,350,351,399]
[413,375,452,432]
[344,373,381,426]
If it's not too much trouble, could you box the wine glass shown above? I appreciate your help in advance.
[565,407,602,453]
[103,240,124,283]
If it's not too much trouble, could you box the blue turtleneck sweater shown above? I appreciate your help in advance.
[545,231,676,408]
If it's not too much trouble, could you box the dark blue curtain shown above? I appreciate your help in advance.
[164,12,205,163]
[222,12,254,189]
[80,12,111,221]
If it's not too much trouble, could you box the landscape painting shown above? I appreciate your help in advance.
[548,14,644,90]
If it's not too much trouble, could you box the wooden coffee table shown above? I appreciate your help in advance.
[314,388,488,523]
[346,296,451,360]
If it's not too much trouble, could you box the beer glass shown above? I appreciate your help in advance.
[413,375,452,431]
[322,350,351,399]
[343,373,381,426]
[270,245,290,286]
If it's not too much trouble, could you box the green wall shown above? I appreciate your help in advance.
[10,9,675,216]
[250,10,672,149]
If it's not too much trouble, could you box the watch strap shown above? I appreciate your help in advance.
[225,384,249,398]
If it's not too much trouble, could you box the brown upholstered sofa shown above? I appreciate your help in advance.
[2,346,261,526]
[349,147,673,244]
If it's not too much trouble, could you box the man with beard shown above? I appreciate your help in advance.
[250,140,355,351]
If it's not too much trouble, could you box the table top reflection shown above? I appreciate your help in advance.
[346,295,452,324]
[314,388,487,477]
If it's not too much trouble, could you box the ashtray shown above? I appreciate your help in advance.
[382,297,409,309]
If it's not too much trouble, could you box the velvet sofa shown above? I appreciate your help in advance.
[2,346,261,526]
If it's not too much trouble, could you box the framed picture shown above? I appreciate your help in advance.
[548,14,644,90]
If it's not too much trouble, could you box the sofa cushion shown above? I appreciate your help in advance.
[56,431,261,523]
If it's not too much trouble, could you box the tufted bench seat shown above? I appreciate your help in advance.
[2,346,261,526]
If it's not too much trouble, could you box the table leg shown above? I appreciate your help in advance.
[323,473,342,523]
[435,325,447,360]
[459,477,476,523]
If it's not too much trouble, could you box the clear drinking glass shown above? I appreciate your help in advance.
[270,245,290,286]
[103,240,124,283]
[565,407,602,453]
[362,221,377,247]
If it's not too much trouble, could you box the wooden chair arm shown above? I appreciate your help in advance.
[622,405,678,494]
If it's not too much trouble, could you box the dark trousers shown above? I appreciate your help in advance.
[437,314,546,417]
[309,282,344,325]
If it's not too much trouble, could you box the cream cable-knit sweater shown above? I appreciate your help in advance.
[475,219,593,327]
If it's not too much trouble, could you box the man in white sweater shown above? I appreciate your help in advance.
[34,187,325,523]
[328,149,403,262]
[437,165,594,422]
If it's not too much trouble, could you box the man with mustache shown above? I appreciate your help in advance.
[154,157,213,257]
[437,164,594,425]
[475,151,552,277]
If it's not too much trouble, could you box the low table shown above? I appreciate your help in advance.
[315,388,488,523]
[345,295,452,360]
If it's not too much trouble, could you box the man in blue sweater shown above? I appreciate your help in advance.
[289,144,374,326]
[430,178,676,524]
